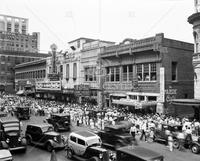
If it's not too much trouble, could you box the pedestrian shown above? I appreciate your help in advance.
[177,131,185,151]
[140,121,147,142]
[130,124,138,145]
[168,133,173,152]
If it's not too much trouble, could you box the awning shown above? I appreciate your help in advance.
[110,93,127,97]
[16,90,24,95]
[112,99,157,109]
[171,99,200,106]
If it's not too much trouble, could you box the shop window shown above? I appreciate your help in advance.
[172,62,178,81]
[139,96,145,101]
[147,96,157,101]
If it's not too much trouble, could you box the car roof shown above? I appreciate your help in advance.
[51,113,70,117]
[28,123,52,128]
[0,117,19,123]
[117,146,163,160]
[70,131,99,140]
[105,124,126,130]
[0,149,12,159]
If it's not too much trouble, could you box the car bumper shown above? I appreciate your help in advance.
[10,146,26,151]
[53,142,65,149]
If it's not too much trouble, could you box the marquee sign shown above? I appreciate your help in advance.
[36,81,61,91]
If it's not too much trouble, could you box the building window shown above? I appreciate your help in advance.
[116,67,120,82]
[73,63,77,80]
[122,65,127,81]
[143,64,150,81]
[172,62,178,81]
[66,64,70,80]
[150,63,157,81]
[110,67,114,82]
[60,65,63,79]
[85,67,96,82]
[128,65,133,81]
[136,63,157,81]
[137,64,142,81]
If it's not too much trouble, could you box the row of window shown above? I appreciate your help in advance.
[84,67,97,82]
[15,70,46,79]
[105,63,157,82]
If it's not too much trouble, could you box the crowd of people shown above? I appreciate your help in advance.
[0,92,200,152]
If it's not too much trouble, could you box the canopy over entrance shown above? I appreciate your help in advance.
[171,99,200,121]
[172,99,200,106]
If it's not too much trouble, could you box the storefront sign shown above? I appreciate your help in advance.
[36,81,61,91]
[63,89,74,94]
[74,84,90,91]
[48,73,60,81]
[165,86,177,104]
[103,83,132,90]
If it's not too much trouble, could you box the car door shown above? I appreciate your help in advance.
[31,126,39,142]
[76,138,87,156]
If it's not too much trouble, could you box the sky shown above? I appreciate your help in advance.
[0,0,195,53]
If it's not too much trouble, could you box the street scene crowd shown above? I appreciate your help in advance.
[0,92,200,153]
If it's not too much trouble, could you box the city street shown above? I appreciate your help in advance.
[12,115,200,161]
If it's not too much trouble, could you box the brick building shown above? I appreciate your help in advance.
[100,33,194,115]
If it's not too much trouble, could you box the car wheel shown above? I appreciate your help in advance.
[191,144,200,154]
[54,125,59,132]
[89,156,99,161]
[67,149,73,159]
[46,143,53,152]
[27,136,32,145]
[1,141,8,149]
[173,139,179,149]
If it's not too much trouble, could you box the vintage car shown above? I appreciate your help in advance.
[97,124,133,149]
[66,130,110,161]
[14,106,30,120]
[46,113,71,131]
[115,146,164,161]
[25,124,66,152]
[189,136,200,154]
[154,124,182,148]
[0,149,13,161]
[0,117,27,152]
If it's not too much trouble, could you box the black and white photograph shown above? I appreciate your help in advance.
[0,0,200,161]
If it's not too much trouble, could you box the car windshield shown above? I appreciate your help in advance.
[87,138,101,146]
[41,126,53,133]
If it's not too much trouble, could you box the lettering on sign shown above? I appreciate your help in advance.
[165,87,177,104]
[36,81,61,91]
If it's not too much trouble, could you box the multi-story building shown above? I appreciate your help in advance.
[80,39,115,105]
[0,14,44,93]
[188,0,200,99]
[0,14,40,53]
[100,33,194,115]
[0,51,49,93]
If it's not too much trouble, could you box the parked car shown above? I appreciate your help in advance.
[25,124,65,152]
[0,149,13,161]
[154,124,182,148]
[97,124,133,149]
[0,117,27,152]
[66,130,110,161]
[116,146,164,161]
[14,106,30,120]
[189,136,200,154]
[46,113,70,131]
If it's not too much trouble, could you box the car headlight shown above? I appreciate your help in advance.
[6,138,10,143]
[53,137,57,142]
[18,137,22,142]
[99,153,103,159]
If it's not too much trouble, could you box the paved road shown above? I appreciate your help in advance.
[12,115,200,161]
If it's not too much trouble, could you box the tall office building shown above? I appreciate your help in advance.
[0,14,45,93]
[0,14,40,52]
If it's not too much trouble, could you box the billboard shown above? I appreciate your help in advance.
[36,81,61,91]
